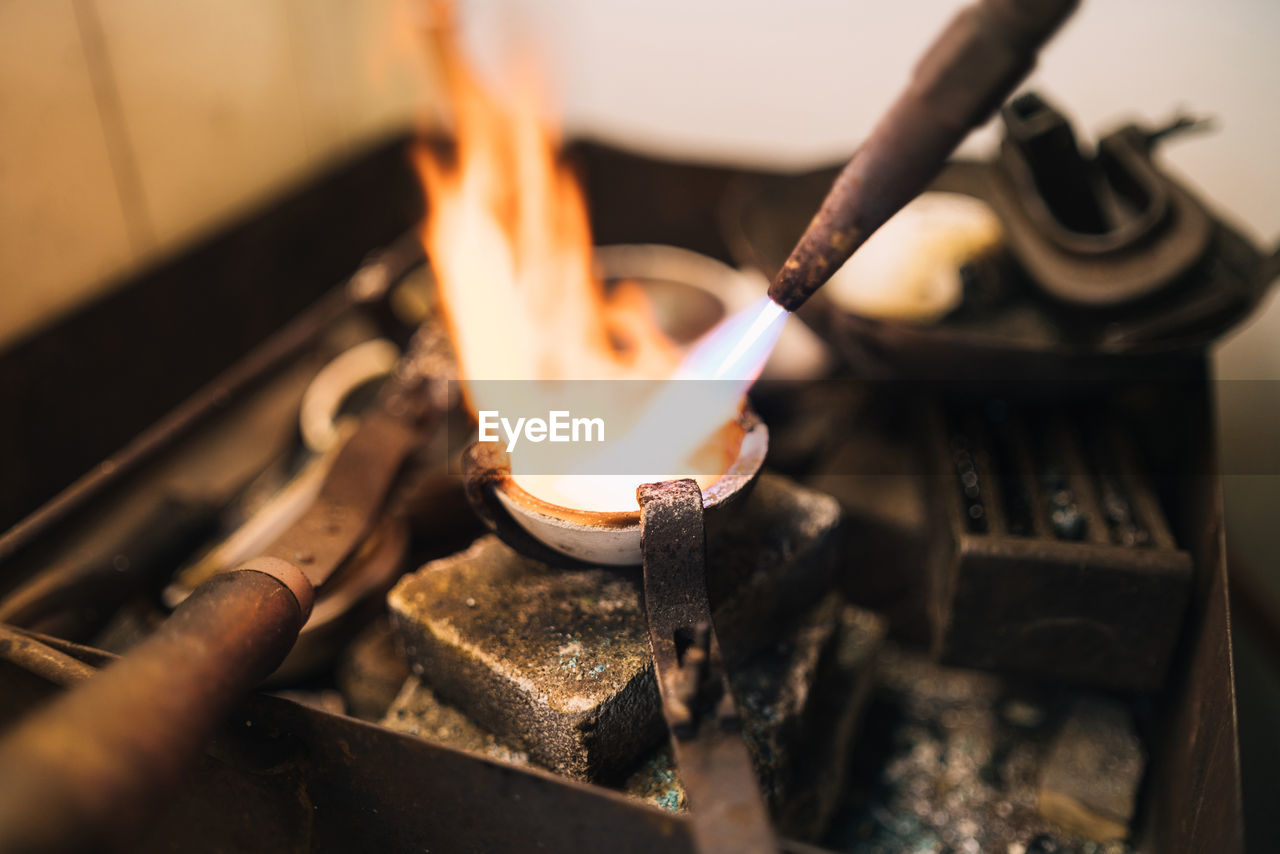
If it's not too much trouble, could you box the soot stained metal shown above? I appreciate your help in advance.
[0,317,449,854]
[637,478,778,854]
[768,0,1078,313]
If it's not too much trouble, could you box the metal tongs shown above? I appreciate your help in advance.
[0,325,450,853]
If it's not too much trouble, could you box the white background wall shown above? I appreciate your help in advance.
[0,0,429,350]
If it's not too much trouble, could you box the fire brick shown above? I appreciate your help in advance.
[622,594,884,835]
[388,472,846,780]
[708,473,846,665]
[384,592,884,834]
[388,535,661,779]
[387,675,690,814]
[734,595,885,839]
[1037,696,1145,842]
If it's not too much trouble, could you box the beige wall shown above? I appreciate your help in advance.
[0,0,431,349]
[7,0,1276,360]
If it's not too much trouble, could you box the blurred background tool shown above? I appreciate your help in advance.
[0,324,443,853]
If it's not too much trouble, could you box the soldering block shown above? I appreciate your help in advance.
[708,473,846,665]
[387,536,662,780]
[616,594,885,838]
[387,676,683,815]
[381,676,530,767]
[733,594,885,839]
[387,472,844,781]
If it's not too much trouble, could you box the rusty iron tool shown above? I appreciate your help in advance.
[0,569,308,853]
[0,624,100,688]
[0,327,445,854]
[637,479,777,854]
[768,0,1078,312]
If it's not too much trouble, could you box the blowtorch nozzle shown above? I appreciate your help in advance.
[767,0,1079,313]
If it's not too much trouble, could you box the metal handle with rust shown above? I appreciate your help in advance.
[0,564,312,854]
[0,329,434,853]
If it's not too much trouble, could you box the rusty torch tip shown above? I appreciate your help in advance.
[766,0,1079,313]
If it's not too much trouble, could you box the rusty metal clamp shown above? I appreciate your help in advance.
[638,478,777,854]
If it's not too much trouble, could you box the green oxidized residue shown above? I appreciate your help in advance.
[654,786,683,812]
[648,764,685,812]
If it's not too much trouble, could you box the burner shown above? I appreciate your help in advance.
[0,132,1250,853]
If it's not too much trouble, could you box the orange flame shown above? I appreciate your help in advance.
[411,4,777,511]
[411,6,676,396]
